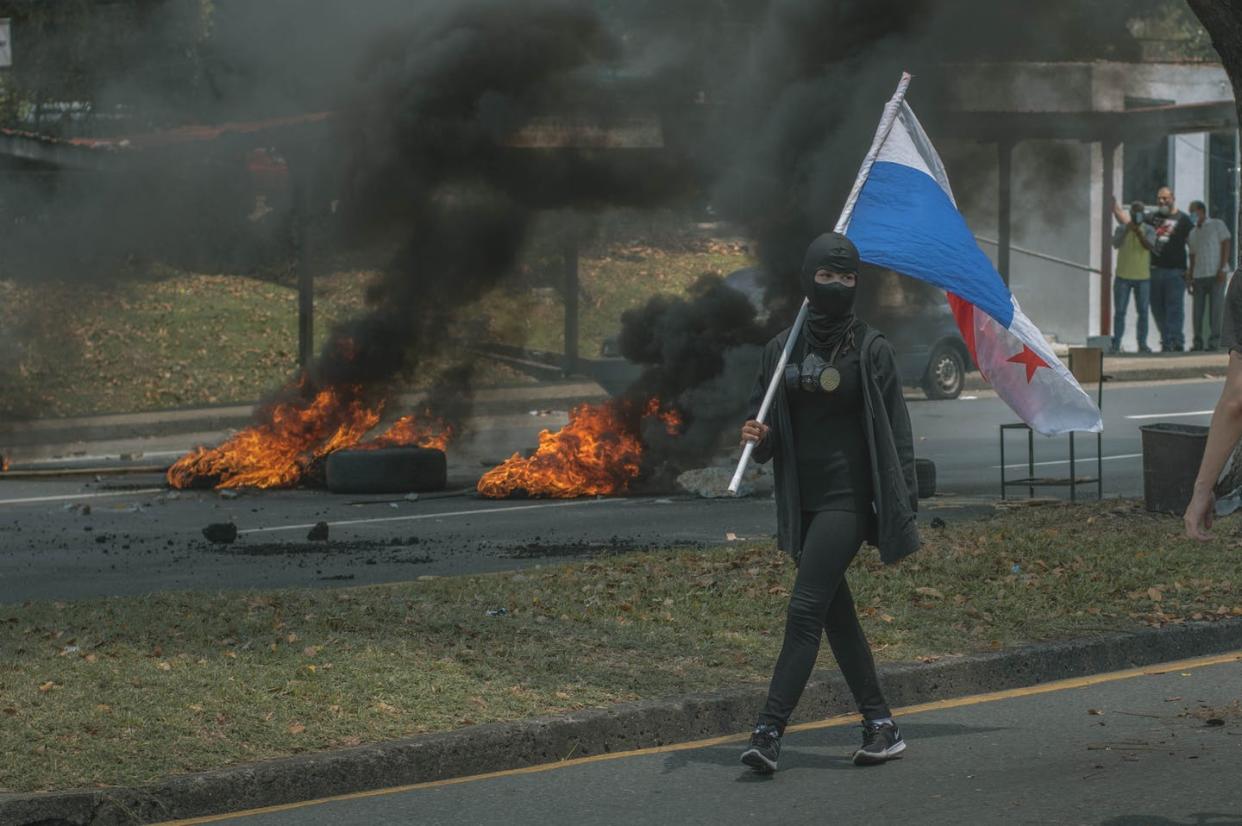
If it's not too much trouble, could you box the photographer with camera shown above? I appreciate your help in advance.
[738,232,918,774]
[1110,198,1158,354]
[1147,186,1195,352]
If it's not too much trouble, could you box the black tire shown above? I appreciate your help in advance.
[325,447,447,494]
[922,343,966,400]
[915,458,937,499]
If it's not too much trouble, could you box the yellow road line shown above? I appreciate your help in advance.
[160,649,1242,825]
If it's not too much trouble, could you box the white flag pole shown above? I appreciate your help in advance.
[728,72,913,495]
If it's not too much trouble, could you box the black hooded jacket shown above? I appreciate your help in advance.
[748,325,920,565]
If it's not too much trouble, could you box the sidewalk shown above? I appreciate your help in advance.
[0,380,610,453]
[965,350,1225,391]
[0,351,1227,455]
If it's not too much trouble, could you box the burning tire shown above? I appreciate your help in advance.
[325,447,447,494]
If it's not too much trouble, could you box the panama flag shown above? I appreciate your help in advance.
[843,92,1102,435]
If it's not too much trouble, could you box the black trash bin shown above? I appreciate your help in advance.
[1139,423,1208,514]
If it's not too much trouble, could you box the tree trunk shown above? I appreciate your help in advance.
[1187,1,1242,121]
[1187,1,1242,244]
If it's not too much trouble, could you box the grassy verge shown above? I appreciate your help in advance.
[2,499,1238,793]
[0,231,753,420]
[0,267,368,419]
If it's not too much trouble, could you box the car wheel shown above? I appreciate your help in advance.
[922,343,965,400]
[915,458,937,499]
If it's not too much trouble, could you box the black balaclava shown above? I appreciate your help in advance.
[799,232,861,351]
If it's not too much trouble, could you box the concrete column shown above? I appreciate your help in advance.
[1100,140,1118,338]
[293,177,314,368]
[1173,133,1207,210]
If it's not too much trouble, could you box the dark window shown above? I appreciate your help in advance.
[1123,136,1170,205]
[1208,130,1238,268]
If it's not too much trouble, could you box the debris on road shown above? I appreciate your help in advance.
[202,523,238,544]
[676,464,772,498]
[307,522,330,542]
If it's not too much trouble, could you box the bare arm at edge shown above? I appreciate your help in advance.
[1185,350,1242,540]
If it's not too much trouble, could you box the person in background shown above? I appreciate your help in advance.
[1147,186,1194,352]
[1187,200,1232,352]
[1110,199,1156,354]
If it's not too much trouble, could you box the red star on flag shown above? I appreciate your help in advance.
[1006,345,1049,383]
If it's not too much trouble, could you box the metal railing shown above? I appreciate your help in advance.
[974,236,1100,275]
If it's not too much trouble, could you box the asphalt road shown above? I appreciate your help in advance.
[915,377,1219,499]
[166,653,1242,826]
[0,378,1223,605]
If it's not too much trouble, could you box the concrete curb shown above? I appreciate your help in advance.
[0,383,610,451]
[4,619,1241,826]
[963,361,1225,392]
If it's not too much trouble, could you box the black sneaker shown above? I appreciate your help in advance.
[741,723,781,773]
[853,720,906,765]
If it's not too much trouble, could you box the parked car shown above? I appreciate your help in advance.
[852,266,975,400]
[716,266,973,399]
[593,264,974,400]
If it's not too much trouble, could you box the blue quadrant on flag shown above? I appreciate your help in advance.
[848,161,1015,329]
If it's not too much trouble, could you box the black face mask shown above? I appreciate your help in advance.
[799,232,862,350]
[804,279,856,319]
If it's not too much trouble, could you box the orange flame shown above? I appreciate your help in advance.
[167,386,380,490]
[360,413,454,452]
[167,385,456,491]
[477,398,682,499]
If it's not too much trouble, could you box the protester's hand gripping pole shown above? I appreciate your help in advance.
[728,72,912,495]
[727,299,809,493]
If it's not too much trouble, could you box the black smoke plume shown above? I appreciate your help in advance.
[294,0,697,431]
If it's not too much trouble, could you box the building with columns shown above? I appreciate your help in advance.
[936,60,1237,352]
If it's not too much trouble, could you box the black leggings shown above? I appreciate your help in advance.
[758,510,891,731]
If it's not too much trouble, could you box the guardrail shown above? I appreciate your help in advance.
[975,235,1100,275]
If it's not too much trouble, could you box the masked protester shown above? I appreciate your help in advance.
[738,232,919,774]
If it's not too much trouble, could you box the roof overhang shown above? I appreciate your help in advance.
[933,99,1238,143]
